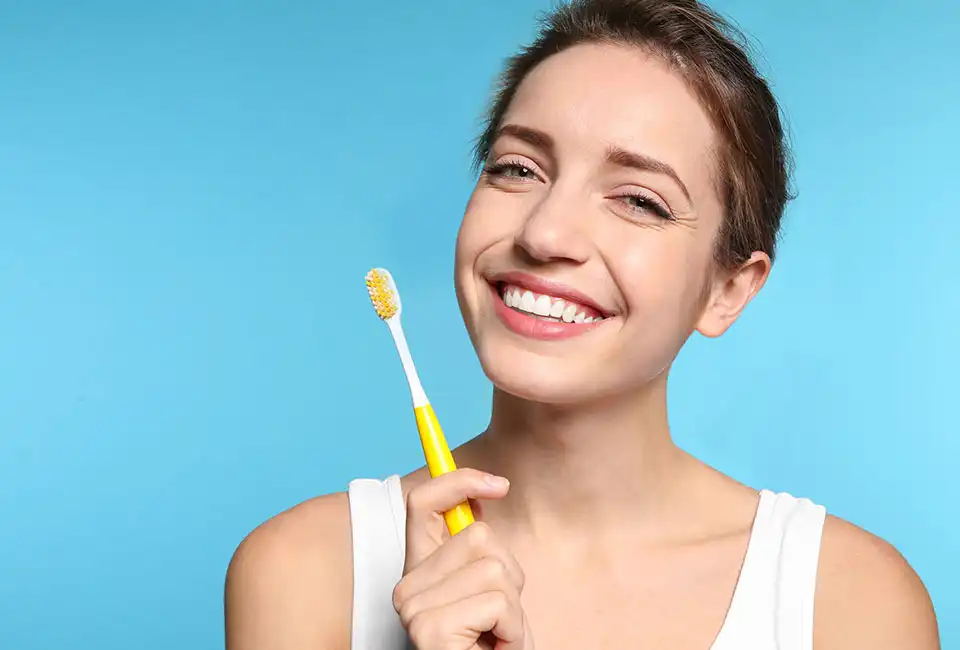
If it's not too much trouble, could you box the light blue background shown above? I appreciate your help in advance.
[1,1,957,647]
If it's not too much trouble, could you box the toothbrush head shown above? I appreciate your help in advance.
[366,267,401,321]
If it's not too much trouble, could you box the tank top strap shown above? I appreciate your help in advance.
[348,475,410,650]
[770,492,827,650]
[718,490,826,650]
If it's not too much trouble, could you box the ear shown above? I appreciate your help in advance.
[696,251,771,338]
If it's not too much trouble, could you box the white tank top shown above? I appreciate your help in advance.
[348,475,826,650]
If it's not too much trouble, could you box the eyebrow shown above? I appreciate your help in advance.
[495,123,556,158]
[494,123,691,204]
[605,147,691,203]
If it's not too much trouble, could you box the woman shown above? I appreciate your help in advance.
[225,1,939,648]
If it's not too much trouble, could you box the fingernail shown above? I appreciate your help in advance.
[484,474,509,488]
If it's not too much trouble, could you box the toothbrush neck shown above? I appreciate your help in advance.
[409,381,429,408]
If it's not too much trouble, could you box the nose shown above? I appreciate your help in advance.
[514,189,592,265]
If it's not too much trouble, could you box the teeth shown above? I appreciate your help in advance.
[533,294,552,316]
[519,291,536,312]
[500,283,605,323]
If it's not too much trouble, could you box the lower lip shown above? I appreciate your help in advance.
[489,284,605,341]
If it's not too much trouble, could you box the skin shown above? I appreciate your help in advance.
[224,43,940,649]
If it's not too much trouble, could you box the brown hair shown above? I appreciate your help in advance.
[472,0,793,268]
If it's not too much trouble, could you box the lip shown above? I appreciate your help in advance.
[488,282,606,341]
[487,271,611,317]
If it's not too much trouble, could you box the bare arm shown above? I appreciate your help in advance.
[224,493,353,650]
[815,516,939,649]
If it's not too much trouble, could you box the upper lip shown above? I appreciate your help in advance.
[488,271,612,316]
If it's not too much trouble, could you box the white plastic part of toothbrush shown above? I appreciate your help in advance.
[387,318,429,408]
[371,268,429,409]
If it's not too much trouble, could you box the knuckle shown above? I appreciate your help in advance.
[515,562,526,589]
[481,556,509,583]
[397,599,417,627]
[406,485,429,512]
[391,581,407,614]
[406,611,437,646]
[493,589,511,613]
[466,521,492,548]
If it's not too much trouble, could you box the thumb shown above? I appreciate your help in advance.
[404,468,509,569]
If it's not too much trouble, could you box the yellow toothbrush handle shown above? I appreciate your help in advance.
[414,404,475,535]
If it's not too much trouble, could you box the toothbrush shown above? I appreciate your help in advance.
[365,268,475,536]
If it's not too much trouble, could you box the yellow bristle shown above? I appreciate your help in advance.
[366,269,398,320]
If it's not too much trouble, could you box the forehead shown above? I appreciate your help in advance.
[502,43,719,200]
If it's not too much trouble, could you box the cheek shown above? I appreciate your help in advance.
[457,191,491,256]
[455,192,486,272]
[456,189,525,267]
[454,192,503,319]
[453,219,477,315]
[612,231,711,320]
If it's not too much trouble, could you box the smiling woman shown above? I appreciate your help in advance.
[224,1,940,649]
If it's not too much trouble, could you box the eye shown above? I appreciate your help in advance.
[619,192,674,221]
[483,159,541,182]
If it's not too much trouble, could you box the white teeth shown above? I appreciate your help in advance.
[520,291,536,312]
[533,294,552,316]
[500,283,606,323]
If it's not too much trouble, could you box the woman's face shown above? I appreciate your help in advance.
[455,42,756,405]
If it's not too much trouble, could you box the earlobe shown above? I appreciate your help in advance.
[695,252,771,338]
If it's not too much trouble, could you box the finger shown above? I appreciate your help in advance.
[396,554,519,624]
[395,522,525,610]
[405,590,526,650]
[405,469,510,568]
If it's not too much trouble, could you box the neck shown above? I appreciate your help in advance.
[462,375,692,540]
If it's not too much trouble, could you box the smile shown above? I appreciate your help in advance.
[498,283,606,323]
[488,277,611,341]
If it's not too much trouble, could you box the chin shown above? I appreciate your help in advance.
[470,319,682,407]
[475,341,615,405]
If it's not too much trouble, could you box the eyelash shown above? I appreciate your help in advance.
[483,160,538,180]
[620,192,674,221]
[483,160,674,221]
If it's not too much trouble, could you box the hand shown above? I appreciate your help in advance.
[393,468,534,650]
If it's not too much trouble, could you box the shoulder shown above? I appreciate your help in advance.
[224,491,353,650]
[814,514,939,649]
